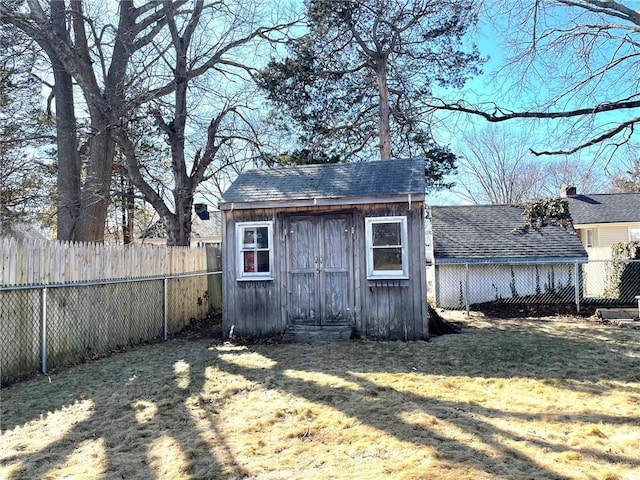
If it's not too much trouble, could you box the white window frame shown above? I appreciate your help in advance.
[586,228,595,247]
[236,221,274,280]
[365,216,408,279]
[629,227,640,242]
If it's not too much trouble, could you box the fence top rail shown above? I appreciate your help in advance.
[432,259,585,266]
[583,258,640,264]
[0,270,222,291]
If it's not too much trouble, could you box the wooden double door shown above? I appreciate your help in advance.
[286,214,354,325]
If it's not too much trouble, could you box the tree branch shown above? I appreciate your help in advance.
[530,117,638,155]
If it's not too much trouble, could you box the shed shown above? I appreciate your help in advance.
[219,158,428,341]
[430,204,588,309]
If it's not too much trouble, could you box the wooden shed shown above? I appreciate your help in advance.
[219,158,429,341]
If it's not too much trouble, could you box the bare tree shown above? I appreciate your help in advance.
[1,1,168,241]
[431,1,640,158]
[543,157,609,196]
[117,1,296,245]
[610,158,640,193]
[1,1,295,244]
[454,126,552,204]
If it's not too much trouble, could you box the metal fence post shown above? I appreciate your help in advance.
[163,277,169,341]
[465,263,470,316]
[41,286,48,374]
[574,262,580,313]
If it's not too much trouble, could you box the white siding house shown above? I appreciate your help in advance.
[564,191,640,297]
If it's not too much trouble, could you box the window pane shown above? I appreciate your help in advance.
[373,248,402,270]
[242,228,256,247]
[257,251,270,272]
[586,229,594,246]
[372,222,401,246]
[256,227,269,248]
[630,228,640,242]
[243,251,256,272]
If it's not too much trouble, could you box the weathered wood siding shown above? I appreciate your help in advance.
[222,209,283,338]
[353,203,428,340]
[222,202,428,340]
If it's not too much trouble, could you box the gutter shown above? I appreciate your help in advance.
[433,257,589,266]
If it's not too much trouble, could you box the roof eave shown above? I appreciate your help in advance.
[219,192,425,211]
[573,221,640,228]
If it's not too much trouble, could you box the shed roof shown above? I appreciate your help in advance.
[219,158,425,210]
[431,204,587,264]
[566,193,640,225]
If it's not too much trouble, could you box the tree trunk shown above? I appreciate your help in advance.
[50,1,81,241]
[120,174,134,245]
[75,112,116,242]
[374,55,392,160]
[165,194,193,246]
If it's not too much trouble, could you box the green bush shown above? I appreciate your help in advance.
[604,242,640,302]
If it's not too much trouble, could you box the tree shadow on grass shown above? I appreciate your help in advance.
[210,323,640,479]
[3,320,639,478]
[214,346,640,479]
[1,340,245,479]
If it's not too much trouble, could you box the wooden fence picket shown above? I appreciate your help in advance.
[0,238,213,285]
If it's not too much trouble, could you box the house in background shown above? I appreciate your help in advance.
[141,204,222,246]
[219,158,429,341]
[562,187,640,254]
[562,188,640,297]
[1,223,47,241]
[429,204,588,309]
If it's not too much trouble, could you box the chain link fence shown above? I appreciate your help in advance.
[429,259,640,312]
[1,272,220,385]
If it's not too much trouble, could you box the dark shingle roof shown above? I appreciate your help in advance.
[566,193,640,225]
[431,204,587,263]
[219,158,425,208]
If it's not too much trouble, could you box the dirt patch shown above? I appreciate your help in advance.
[172,314,223,341]
[470,302,597,319]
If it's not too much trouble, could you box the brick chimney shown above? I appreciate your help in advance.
[560,186,577,197]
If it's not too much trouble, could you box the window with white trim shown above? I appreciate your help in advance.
[629,227,640,242]
[586,228,594,247]
[236,221,273,280]
[365,216,408,279]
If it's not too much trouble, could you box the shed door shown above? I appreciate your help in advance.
[287,215,353,325]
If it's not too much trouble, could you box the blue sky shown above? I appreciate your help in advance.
[426,3,640,205]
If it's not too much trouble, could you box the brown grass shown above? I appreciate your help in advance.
[1,312,639,479]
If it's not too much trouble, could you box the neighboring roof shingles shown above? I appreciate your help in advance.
[431,205,587,263]
[566,193,640,225]
[219,158,425,207]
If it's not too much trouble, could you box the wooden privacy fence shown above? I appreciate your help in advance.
[0,237,208,284]
[0,238,222,384]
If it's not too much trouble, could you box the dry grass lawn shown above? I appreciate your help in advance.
[1,312,639,479]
